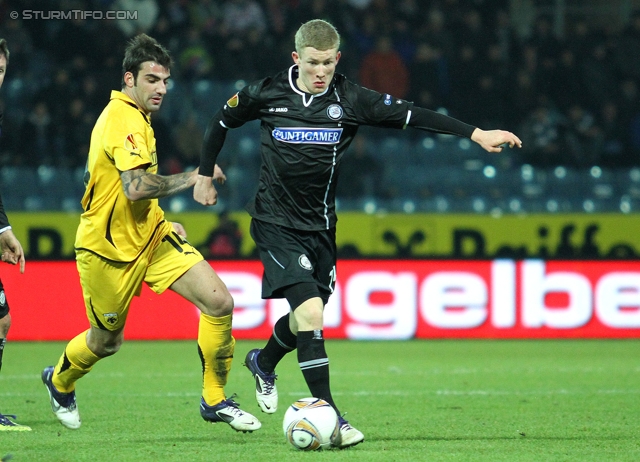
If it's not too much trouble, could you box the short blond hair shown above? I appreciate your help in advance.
[295,19,340,53]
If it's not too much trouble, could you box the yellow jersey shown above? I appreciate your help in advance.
[75,90,166,262]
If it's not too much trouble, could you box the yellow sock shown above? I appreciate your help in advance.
[199,313,235,406]
[52,330,101,393]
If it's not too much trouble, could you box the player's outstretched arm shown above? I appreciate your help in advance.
[470,128,522,153]
[120,167,198,201]
[0,229,25,273]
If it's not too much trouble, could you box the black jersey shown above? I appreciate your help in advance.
[0,110,8,229]
[216,66,413,231]
[0,194,7,229]
[201,65,476,230]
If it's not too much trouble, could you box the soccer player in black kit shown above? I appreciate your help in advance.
[0,38,30,431]
[194,19,522,448]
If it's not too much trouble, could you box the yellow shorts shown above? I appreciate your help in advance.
[76,221,203,331]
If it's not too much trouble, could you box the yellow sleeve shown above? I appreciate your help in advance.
[102,107,153,172]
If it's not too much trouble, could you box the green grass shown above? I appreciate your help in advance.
[1,340,639,461]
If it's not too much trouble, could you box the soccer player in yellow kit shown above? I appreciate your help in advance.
[41,34,260,432]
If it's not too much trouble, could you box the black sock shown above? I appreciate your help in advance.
[0,338,5,373]
[297,330,340,415]
[258,313,297,373]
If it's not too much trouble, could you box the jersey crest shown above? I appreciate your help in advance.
[298,254,313,270]
[326,104,343,120]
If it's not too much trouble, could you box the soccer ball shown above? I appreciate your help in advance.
[282,397,340,450]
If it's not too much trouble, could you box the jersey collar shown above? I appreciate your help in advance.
[288,65,332,107]
[110,90,151,124]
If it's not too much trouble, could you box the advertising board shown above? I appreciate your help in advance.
[5,260,640,340]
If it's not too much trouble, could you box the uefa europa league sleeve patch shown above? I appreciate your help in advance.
[227,93,239,108]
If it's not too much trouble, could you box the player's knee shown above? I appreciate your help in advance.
[294,304,324,330]
[87,331,123,357]
[0,313,11,337]
[96,338,123,357]
[200,289,234,317]
[216,290,234,315]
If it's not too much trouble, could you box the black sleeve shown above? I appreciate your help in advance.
[198,110,228,176]
[348,81,413,129]
[0,194,10,228]
[408,106,476,138]
[198,80,266,176]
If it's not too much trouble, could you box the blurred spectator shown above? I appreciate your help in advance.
[53,17,97,66]
[615,10,640,81]
[165,0,190,30]
[564,104,602,167]
[351,12,379,57]
[467,73,506,128]
[597,101,631,167]
[449,43,481,115]
[178,29,214,81]
[581,40,617,110]
[61,98,94,168]
[149,15,176,52]
[80,76,104,115]
[337,136,382,199]
[519,102,567,167]
[524,15,562,98]
[359,36,409,98]
[549,48,584,112]
[416,8,455,62]
[464,42,510,127]
[618,78,640,124]
[346,0,373,10]
[174,114,204,170]
[36,69,75,122]
[408,42,448,109]
[221,0,267,36]
[456,8,491,54]
[492,8,520,68]
[565,17,593,59]
[526,14,561,64]
[390,18,416,65]
[152,116,180,174]
[20,101,57,167]
[617,78,640,165]
[199,210,243,258]
[113,0,160,37]
[187,0,223,37]
[263,0,289,43]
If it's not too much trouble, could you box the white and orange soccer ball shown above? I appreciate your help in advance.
[282,397,340,450]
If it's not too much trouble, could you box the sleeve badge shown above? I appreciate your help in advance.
[227,93,239,108]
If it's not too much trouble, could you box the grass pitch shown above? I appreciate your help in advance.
[1,340,639,461]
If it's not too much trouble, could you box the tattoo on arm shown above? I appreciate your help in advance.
[120,168,194,200]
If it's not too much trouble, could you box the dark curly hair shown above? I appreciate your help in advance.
[121,34,172,87]
[0,39,9,63]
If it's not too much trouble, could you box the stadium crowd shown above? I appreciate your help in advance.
[1,0,640,209]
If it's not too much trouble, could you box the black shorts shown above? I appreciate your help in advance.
[250,218,337,303]
[0,279,9,318]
